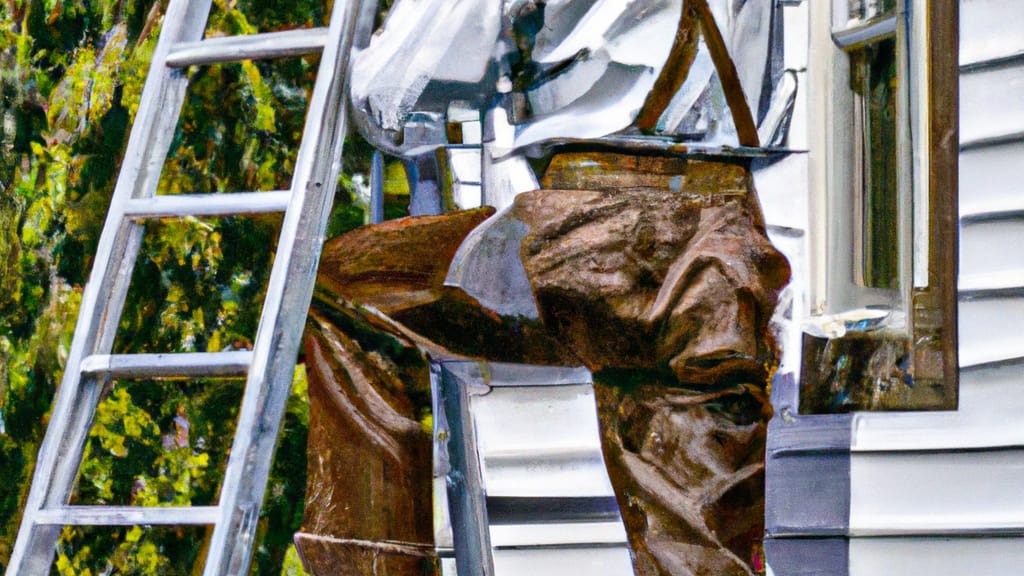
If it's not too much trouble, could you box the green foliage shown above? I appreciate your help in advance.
[279,544,309,576]
[0,0,372,573]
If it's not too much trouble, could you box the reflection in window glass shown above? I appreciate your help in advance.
[847,0,897,22]
[852,37,899,290]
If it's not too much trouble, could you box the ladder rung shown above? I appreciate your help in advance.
[123,191,291,219]
[80,351,253,379]
[166,28,329,68]
[35,506,221,526]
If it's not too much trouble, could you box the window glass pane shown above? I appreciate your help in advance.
[845,0,897,23]
[800,37,906,414]
[852,37,899,290]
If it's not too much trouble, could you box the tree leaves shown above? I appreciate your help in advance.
[0,0,364,573]
[45,23,128,145]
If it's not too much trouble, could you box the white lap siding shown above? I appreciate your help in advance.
[766,0,1024,573]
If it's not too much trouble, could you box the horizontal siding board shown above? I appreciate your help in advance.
[960,62,1024,145]
[491,546,634,574]
[471,385,615,498]
[958,218,1024,279]
[959,139,1024,217]
[849,537,1024,576]
[960,0,1024,67]
[851,360,1024,451]
[957,295,1024,367]
[850,450,1024,535]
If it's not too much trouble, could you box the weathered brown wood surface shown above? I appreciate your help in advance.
[296,152,790,576]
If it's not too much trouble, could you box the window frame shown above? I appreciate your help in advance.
[804,0,958,412]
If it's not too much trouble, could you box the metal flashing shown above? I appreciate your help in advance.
[766,372,853,537]
[764,538,849,576]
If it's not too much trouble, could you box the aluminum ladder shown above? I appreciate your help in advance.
[6,0,374,573]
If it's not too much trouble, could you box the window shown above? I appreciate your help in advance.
[850,34,899,290]
[801,0,958,412]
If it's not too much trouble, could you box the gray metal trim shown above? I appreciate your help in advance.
[767,448,851,537]
[764,538,849,576]
[437,360,496,576]
[370,150,384,224]
[766,372,853,537]
[485,496,621,526]
[351,0,378,49]
[434,359,594,388]
[831,14,898,49]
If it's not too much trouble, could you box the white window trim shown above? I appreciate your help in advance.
[808,0,926,319]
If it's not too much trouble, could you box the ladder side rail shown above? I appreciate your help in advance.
[5,1,214,572]
[45,0,215,502]
[45,223,144,505]
[116,0,214,204]
[202,1,370,574]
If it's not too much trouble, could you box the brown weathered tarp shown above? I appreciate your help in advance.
[296,210,493,574]
[296,152,789,576]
